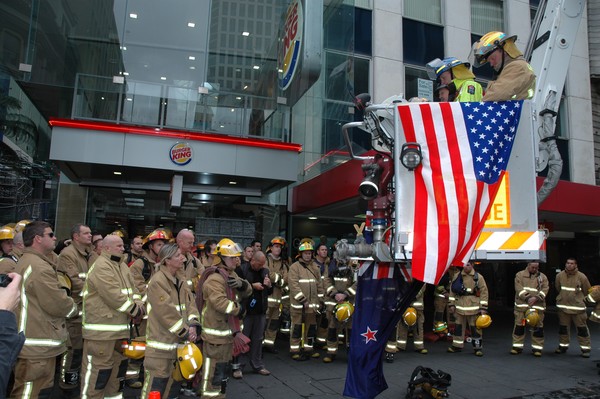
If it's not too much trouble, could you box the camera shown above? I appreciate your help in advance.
[0,274,13,288]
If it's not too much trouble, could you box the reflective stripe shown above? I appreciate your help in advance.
[557,304,586,311]
[347,287,356,296]
[19,266,33,332]
[291,304,304,309]
[334,277,349,282]
[586,294,596,303]
[581,345,591,350]
[268,298,281,304]
[203,327,231,337]
[23,381,33,398]
[263,339,275,345]
[456,305,480,311]
[202,357,212,394]
[24,338,65,347]
[396,340,407,345]
[105,395,123,399]
[532,305,545,311]
[120,288,133,295]
[81,354,94,399]
[133,294,142,300]
[168,318,185,334]
[175,304,187,312]
[294,293,304,300]
[561,287,577,292]
[413,302,423,307]
[539,292,546,299]
[281,295,290,300]
[386,343,396,350]
[298,279,315,283]
[324,301,336,306]
[78,273,87,279]
[147,340,178,351]
[83,323,129,332]
[142,294,148,302]
[513,343,524,348]
[290,345,300,350]
[117,298,134,313]
[225,301,236,315]
[326,286,335,295]
[532,344,543,350]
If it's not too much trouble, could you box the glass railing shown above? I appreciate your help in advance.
[71,73,290,142]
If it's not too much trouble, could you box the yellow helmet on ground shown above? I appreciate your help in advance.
[335,302,355,322]
[214,238,242,257]
[433,321,448,333]
[403,307,417,327]
[524,309,540,328]
[172,342,203,381]
[475,314,492,329]
[122,339,146,360]
[15,220,32,233]
[0,226,15,241]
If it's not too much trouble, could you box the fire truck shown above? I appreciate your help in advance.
[334,0,586,279]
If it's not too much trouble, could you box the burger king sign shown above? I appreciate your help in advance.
[170,142,192,166]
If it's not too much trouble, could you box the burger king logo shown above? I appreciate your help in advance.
[278,0,303,91]
[170,142,192,166]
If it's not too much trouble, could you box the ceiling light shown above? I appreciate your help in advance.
[229,181,237,185]
[126,98,132,101]
[309,216,318,220]
[113,171,122,175]
[220,125,225,128]
[124,198,144,203]
[129,13,138,19]
[190,66,196,70]
[187,22,195,28]
[160,76,167,80]
[123,72,129,76]
[231,108,235,112]
[242,31,250,36]
[253,65,260,70]
[188,56,196,60]
[236,96,242,100]
[101,97,105,100]
[243,85,248,90]
[122,189,146,195]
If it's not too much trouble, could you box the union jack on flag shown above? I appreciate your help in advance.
[397,101,523,285]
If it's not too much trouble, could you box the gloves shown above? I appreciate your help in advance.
[228,277,249,291]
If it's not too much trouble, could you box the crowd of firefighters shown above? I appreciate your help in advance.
[2,219,600,399]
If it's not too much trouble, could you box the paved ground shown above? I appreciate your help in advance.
[112,307,600,398]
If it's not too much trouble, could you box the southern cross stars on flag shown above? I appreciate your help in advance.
[397,100,523,285]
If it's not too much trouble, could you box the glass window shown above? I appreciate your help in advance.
[402,19,444,66]
[404,0,442,25]
[471,0,504,36]
[404,66,431,100]
[355,8,372,55]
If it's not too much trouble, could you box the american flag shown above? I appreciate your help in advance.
[397,101,523,285]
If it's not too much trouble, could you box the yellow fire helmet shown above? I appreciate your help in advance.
[471,31,521,67]
[475,314,492,329]
[298,241,314,252]
[403,307,417,327]
[56,271,72,296]
[111,229,126,238]
[122,339,146,360]
[524,309,540,328]
[172,342,203,381]
[0,225,15,241]
[271,236,286,246]
[433,321,448,333]
[335,301,355,322]
[14,220,32,233]
[214,238,242,257]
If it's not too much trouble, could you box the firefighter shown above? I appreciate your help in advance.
[80,234,145,399]
[11,220,31,259]
[12,221,78,398]
[263,236,290,353]
[127,235,144,265]
[0,225,18,274]
[288,241,324,361]
[447,262,489,356]
[176,228,204,294]
[426,57,483,102]
[313,243,331,348]
[57,223,94,391]
[432,267,459,340]
[471,31,536,101]
[511,261,549,356]
[141,243,200,399]
[196,238,251,399]
[396,284,428,354]
[130,228,171,298]
[322,259,356,363]
[199,239,219,269]
[554,257,592,357]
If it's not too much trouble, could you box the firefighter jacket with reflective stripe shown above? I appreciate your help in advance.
[15,248,78,359]
[57,241,91,309]
[130,250,157,299]
[482,56,536,101]
[145,266,200,358]
[449,269,489,315]
[0,253,17,274]
[514,269,549,312]
[453,79,483,102]
[411,285,426,311]
[555,269,591,314]
[588,288,600,323]
[182,252,204,293]
[82,252,144,340]
[199,263,251,344]
[323,262,356,308]
[289,259,323,313]
[266,255,289,306]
